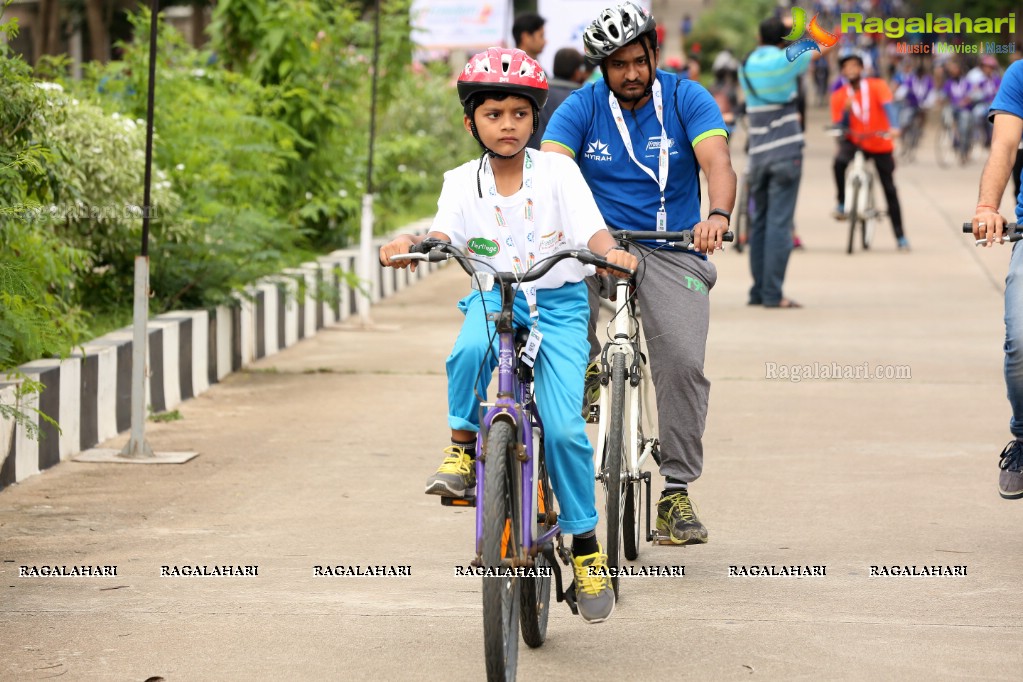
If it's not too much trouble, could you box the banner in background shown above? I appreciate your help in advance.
[411,0,513,50]
[536,0,651,76]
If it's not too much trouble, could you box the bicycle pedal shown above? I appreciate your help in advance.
[441,494,476,508]
[649,530,677,545]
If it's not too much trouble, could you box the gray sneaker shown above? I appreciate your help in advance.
[656,492,709,544]
[572,546,615,624]
[998,440,1023,500]
[424,445,475,497]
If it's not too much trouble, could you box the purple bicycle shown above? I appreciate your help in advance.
[392,237,632,681]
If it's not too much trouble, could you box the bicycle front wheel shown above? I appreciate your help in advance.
[862,179,877,250]
[846,176,861,255]
[603,353,628,598]
[482,421,520,682]
[520,451,552,649]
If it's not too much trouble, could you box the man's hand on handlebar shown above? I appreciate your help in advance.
[971,208,1008,247]
[693,216,729,255]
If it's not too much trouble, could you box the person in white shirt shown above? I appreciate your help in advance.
[379,48,636,623]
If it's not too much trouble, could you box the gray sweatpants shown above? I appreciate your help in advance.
[587,248,717,484]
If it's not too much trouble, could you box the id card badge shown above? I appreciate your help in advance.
[521,325,543,368]
[656,207,667,231]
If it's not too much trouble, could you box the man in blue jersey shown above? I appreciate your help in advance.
[542,2,735,545]
[969,59,1023,500]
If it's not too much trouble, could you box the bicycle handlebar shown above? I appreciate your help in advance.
[962,221,1022,244]
[390,237,636,280]
[610,228,734,247]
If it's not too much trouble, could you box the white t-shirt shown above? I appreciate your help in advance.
[430,150,606,291]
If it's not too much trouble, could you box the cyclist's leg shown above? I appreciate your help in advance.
[585,274,603,363]
[747,162,770,305]
[528,282,613,619]
[634,251,716,543]
[1006,242,1023,441]
[833,137,856,210]
[446,289,501,432]
[427,290,503,496]
[870,151,905,241]
[634,252,716,486]
[527,282,598,536]
[760,157,802,307]
[956,108,973,152]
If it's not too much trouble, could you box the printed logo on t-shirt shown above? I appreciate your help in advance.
[538,230,565,252]
[467,237,500,257]
[584,139,613,162]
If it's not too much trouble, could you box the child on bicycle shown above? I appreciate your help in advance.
[379,47,637,624]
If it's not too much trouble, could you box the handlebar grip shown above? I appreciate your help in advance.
[963,222,974,233]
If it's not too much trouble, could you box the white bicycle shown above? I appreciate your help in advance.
[829,128,888,254]
[593,228,732,598]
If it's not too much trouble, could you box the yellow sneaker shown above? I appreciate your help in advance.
[572,545,615,623]
[424,445,475,497]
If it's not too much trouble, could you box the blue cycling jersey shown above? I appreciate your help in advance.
[543,70,727,235]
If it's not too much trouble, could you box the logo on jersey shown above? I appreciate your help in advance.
[467,237,500,257]
[645,136,677,153]
[584,139,613,162]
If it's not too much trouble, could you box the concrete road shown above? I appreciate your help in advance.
[1,107,1021,681]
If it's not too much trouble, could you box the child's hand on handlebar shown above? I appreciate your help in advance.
[379,235,418,270]
[598,247,638,279]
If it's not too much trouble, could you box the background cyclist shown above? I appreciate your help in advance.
[831,51,909,251]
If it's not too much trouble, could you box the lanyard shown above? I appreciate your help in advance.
[847,80,870,125]
[483,149,540,318]
[609,79,669,230]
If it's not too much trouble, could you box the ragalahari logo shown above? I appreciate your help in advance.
[783,7,840,62]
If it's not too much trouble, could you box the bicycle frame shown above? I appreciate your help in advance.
[473,288,555,562]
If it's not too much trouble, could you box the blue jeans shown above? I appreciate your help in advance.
[748,157,802,306]
[1006,241,1023,439]
[446,282,598,535]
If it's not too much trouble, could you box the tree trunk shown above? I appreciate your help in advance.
[84,0,110,63]
[190,2,206,48]
[33,0,53,60]
[46,0,62,57]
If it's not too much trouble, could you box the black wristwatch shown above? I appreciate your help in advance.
[708,208,731,225]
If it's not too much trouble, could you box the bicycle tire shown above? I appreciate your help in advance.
[862,178,876,250]
[623,479,641,561]
[520,448,552,649]
[603,353,628,599]
[482,421,520,682]
[847,176,861,255]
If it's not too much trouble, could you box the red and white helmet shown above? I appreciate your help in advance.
[457,48,549,111]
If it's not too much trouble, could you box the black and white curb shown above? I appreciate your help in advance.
[0,222,437,490]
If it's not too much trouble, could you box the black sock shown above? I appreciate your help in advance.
[452,438,476,459]
[661,476,687,499]
[572,530,598,557]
